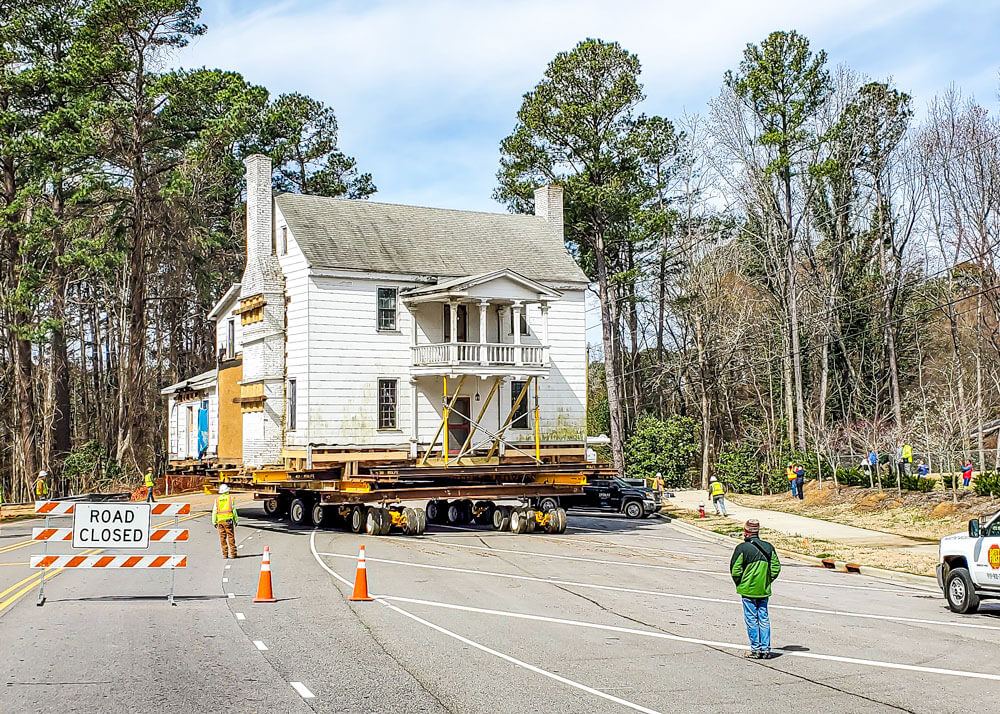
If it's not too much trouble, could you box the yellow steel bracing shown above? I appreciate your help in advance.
[419,374,468,466]
[456,376,502,458]
[487,376,535,459]
[534,378,541,461]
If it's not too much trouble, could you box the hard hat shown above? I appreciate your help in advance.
[786,461,793,467]
[655,471,661,478]
[218,484,230,494]
[710,476,717,482]
[146,466,152,472]
[39,470,48,477]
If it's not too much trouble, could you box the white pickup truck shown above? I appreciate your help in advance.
[937,508,1000,613]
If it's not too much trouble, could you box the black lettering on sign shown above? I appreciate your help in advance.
[90,511,101,524]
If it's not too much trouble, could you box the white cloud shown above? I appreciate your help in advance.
[179,0,986,213]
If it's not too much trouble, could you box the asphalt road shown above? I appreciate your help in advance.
[2,499,999,713]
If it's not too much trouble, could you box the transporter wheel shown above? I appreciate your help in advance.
[365,508,382,535]
[473,501,496,526]
[545,508,566,534]
[378,508,392,535]
[538,497,559,513]
[415,508,427,535]
[426,500,444,524]
[522,509,536,533]
[509,508,524,534]
[458,500,474,524]
[945,567,980,614]
[446,501,466,526]
[553,507,567,534]
[262,497,283,518]
[623,500,643,519]
[493,505,512,531]
[350,505,367,533]
[402,507,419,535]
[310,503,331,528]
[289,497,309,526]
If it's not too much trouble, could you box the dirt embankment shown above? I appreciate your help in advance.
[730,480,1000,541]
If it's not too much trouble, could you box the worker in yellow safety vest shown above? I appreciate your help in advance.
[901,444,913,476]
[708,476,728,516]
[34,470,49,500]
[212,484,239,558]
[785,462,799,499]
[144,467,156,503]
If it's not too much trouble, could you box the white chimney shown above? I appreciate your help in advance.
[534,184,564,241]
[244,154,272,268]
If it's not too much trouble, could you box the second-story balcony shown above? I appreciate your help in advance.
[411,342,549,377]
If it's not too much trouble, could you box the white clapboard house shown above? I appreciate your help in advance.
[162,154,588,470]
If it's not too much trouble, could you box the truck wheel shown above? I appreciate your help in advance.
[510,508,525,534]
[350,505,367,533]
[473,501,495,526]
[311,503,330,528]
[538,497,559,513]
[623,500,643,519]
[378,507,392,535]
[263,498,283,518]
[446,501,464,525]
[458,499,474,524]
[426,500,443,524]
[415,508,427,535]
[493,505,512,531]
[289,498,309,526]
[945,567,980,614]
[403,507,419,535]
[523,509,536,533]
[365,508,382,535]
[554,508,568,534]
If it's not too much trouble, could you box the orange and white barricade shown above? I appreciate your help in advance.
[32,500,191,607]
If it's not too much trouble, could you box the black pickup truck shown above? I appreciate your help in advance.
[533,477,661,519]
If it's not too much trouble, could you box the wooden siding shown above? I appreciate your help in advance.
[276,205,311,449]
[217,362,242,461]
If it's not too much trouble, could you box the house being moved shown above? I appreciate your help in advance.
[162,155,589,473]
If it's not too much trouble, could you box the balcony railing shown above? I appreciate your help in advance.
[412,342,548,369]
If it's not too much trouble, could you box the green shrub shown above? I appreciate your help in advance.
[624,414,700,487]
[899,473,936,492]
[713,445,764,494]
[974,471,1000,498]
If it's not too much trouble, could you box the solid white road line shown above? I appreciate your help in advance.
[253,640,268,651]
[290,682,315,699]
[309,532,663,714]
[315,551,1000,632]
[235,612,246,621]
[378,595,1000,683]
[408,539,906,593]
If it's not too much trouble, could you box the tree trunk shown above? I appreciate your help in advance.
[595,233,626,476]
[785,173,805,451]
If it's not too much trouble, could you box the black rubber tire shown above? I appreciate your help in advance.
[426,500,443,524]
[263,498,282,518]
[365,508,381,535]
[415,508,427,534]
[403,507,418,535]
[458,499,474,524]
[310,502,330,528]
[350,505,367,533]
[446,501,464,525]
[492,505,511,531]
[945,567,980,614]
[623,500,643,519]
[554,507,568,534]
[289,497,309,526]
[510,508,525,534]
[523,509,536,533]
[378,508,392,535]
[473,501,496,526]
[538,497,559,513]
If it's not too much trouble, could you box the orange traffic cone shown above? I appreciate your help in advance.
[349,545,373,602]
[252,545,277,603]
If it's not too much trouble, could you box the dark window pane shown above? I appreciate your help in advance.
[378,379,397,429]
[377,288,397,330]
[288,379,297,431]
[510,380,529,429]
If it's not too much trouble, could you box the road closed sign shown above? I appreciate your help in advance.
[72,503,151,549]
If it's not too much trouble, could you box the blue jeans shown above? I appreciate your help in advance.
[742,597,770,653]
[788,479,798,498]
[713,496,727,515]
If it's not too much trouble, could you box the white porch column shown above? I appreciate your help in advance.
[512,301,523,366]
[409,378,419,458]
[540,300,550,366]
[478,300,489,366]
[448,299,458,365]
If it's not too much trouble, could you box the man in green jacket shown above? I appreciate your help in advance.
[730,519,781,659]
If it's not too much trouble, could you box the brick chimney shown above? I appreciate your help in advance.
[534,184,564,241]
[240,154,285,467]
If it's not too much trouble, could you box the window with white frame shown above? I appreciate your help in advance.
[378,379,398,429]
[377,287,398,331]
[226,318,235,359]
[288,378,297,431]
[281,226,288,255]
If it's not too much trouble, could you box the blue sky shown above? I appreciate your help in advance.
[177,0,1000,214]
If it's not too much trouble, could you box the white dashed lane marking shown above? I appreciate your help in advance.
[253,640,268,651]
[291,682,315,699]
[235,612,245,621]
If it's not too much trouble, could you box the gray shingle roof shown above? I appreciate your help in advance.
[274,193,588,284]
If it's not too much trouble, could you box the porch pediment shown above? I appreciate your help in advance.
[402,269,561,304]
